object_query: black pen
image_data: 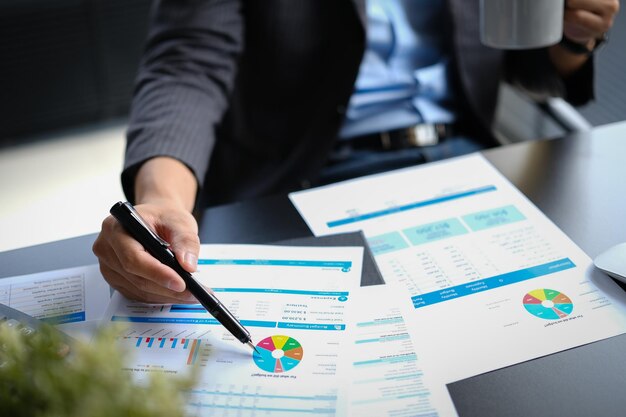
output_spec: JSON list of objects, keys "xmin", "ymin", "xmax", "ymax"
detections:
[{"xmin": 110, "ymin": 201, "xmax": 258, "ymax": 353}]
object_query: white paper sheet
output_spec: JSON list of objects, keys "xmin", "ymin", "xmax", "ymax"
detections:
[
  {"xmin": 290, "ymin": 154, "xmax": 626, "ymax": 383},
  {"xmin": 0, "ymin": 264, "xmax": 110, "ymax": 328},
  {"xmin": 348, "ymin": 284, "xmax": 456, "ymax": 417},
  {"xmin": 103, "ymin": 244, "xmax": 364, "ymax": 417}
]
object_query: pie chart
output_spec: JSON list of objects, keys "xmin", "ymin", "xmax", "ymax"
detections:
[
  {"xmin": 523, "ymin": 288, "xmax": 573, "ymax": 320},
  {"xmin": 253, "ymin": 335, "xmax": 303, "ymax": 373}
]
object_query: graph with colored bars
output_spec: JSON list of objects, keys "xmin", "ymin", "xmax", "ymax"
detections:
[
  {"xmin": 128, "ymin": 337, "xmax": 204, "ymax": 366},
  {"xmin": 253, "ymin": 335, "xmax": 303, "ymax": 373},
  {"xmin": 523, "ymin": 289, "xmax": 574, "ymax": 320}
]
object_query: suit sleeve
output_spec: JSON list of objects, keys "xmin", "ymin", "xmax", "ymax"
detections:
[
  {"xmin": 503, "ymin": 48, "xmax": 594, "ymax": 106},
  {"xmin": 122, "ymin": 0, "xmax": 244, "ymax": 203}
]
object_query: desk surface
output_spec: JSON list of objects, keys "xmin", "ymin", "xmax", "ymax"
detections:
[{"xmin": 2, "ymin": 121, "xmax": 626, "ymax": 416}]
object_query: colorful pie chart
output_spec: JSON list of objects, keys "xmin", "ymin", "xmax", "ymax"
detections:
[
  {"xmin": 253, "ymin": 335, "xmax": 303, "ymax": 373},
  {"xmin": 523, "ymin": 288, "xmax": 573, "ymax": 320}
]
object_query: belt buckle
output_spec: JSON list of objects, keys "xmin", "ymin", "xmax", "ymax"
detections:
[
  {"xmin": 407, "ymin": 124, "xmax": 441, "ymax": 147},
  {"xmin": 379, "ymin": 131, "xmax": 393, "ymax": 150}
]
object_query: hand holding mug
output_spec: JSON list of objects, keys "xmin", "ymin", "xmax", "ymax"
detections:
[
  {"xmin": 563, "ymin": 0, "xmax": 619, "ymax": 46},
  {"xmin": 481, "ymin": 0, "xmax": 620, "ymax": 50}
]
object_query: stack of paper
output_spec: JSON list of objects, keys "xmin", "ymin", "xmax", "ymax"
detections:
[{"xmin": 6, "ymin": 154, "xmax": 626, "ymax": 416}]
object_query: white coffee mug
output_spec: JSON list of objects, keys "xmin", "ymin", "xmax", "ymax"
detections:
[{"xmin": 480, "ymin": 0, "xmax": 564, "ymax": 49}]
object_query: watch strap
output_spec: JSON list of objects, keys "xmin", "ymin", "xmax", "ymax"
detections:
[{"xmin": 559, "ymin": 33, "xmax": 608, "ymax": 55}]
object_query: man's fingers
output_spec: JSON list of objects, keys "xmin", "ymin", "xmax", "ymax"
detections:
[
  {"xmin": 564, "ymin": 0, "xmax": 619, "ymax": 42},
  {"xmin": 93, "ymin": 203, "xmax": 202, "ymax": 304},
  {"xmin": 155, "ymin": 209, "xmax": 201, "ymax": 273},
  {"xmin": 170, "ymin": 230, "xmax": 201, "ymax": 273},
  {"xmin": 563, "ymin": 9, "xmax": 610, "ymax": 41},
  {"xmin": 100, "ymin": 263, "xmax": 197, "ymax": 304},
  {"xmin": 95, "ymin": 214, "xmax": 187, "ymax": 293},
  {"xmin": 101, "ymin": 214, "xmax": 188, "ymax": 292},
  {"xmin": 566, "ymin": 0, "xmax": 619, "ymax": 17},
  {"xmin": 113, "ymin": 242, "xmax": 187, "ymax": 292}
]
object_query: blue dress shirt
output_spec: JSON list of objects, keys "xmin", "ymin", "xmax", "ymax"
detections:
[{"xmin": 340, "ymin": 0, "xmax": 457, "ymax": 139}]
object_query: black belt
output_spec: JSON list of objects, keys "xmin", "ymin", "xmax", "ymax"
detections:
[{"xmin": 341, "ymin": 123, "xmax": 456, "ymax": 151}]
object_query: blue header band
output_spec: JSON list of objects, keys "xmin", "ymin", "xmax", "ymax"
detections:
[
  {"xmin": 210, "ymin": 288, "xmax": 349, "ymax": 296},
  {"xmin": 111, "ymin": 316, "xmax": 345, "ymax": 330},
  {"xmin": 326, "ymin": 185, "xmax": 497, "ymax": 228},
  {"xmin": 41, "ymin": 311, "xmax": 85, "ymax": 325},
  {"xmin": 411, "ymin": 258, "xmax": 576, "ymax": 308},
  {"xmin": 169, "ymin": 290, "xmax": 350, "ymax": 314},
  {"xmin": 277, "ymin": 322, "xmax": 346, "ymax": 331},
  {"xmin": 198, "ymin": 259, "xmax": 352, "ymax": 272}
]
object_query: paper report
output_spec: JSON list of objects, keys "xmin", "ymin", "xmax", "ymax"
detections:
[
  {"xmin": 290, "ymin": 154, "xmax": 626, "ymax": 381},
  {"xmin": 0, "ymin": 264, "xmax": 110, "ymax": 325},
  {"xmin": 104, "ymin": 244, "xmax": 363, "ymax": 416},
  {"xmin": 348, "ymin": 284, "xmax": 455, "ymax": 417}
]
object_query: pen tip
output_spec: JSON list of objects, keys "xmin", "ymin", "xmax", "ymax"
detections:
[{"xmin": 247, "ymin": 341, "xmax": 259, "ymax": 354}]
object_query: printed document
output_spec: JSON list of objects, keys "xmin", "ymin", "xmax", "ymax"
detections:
[
  {"xmin": 348, "ymin": 284, "xmax": 456, "ymax": 417},
  {"xmin": 290, "ymin": 154, "xmax": 626, "ymax": 381},
  {"xmin": 0, "ymin": 264, "xmax": 110, "ymax": 324},
  {"xmin": 104, "ymin": 244, "xmax": 363, "ymax": 417}
]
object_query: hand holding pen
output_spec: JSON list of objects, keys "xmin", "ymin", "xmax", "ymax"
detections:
[
  {"xmin": 93, "ymin": 201, "xmax": 201, "ymax": 304},
  {"xmin": 96, "ymin": 202, "xmax": 257, "ymax": 351}
]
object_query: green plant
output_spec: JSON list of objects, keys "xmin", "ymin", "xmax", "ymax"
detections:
[{"xmin": 0, "ymin": 323, "xmax": 196, "ymax": 417}]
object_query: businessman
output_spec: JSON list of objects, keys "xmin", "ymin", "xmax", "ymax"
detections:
[{"xmin": 93, "ymin": 0, "xmax": 619, "ymax": 303}]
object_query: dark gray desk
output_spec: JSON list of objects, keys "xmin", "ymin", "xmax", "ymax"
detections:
[
  {"xmin": 448, "ymin": 122, "xmax": 626, "ymax": 417},
  {"xmin": 1, "ymin": 121, "xmax": 626, "ymax": 416}
]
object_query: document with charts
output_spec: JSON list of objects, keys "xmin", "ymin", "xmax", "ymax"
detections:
[
  {"xmin": 290, "ymin": 153, "xmax": 626, "ymax": 381},
  {"xmin": 347, "ymin": 284, "xmax": 456, "ymax": 417},
  {"xmin": 0, "ymin": 264, "xmax": 110, "ymax": 327},
  {"xmin": 103, "ymin": 244, "xmax": 363, "ymax": 417}
]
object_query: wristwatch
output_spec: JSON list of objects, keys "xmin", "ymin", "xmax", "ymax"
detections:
[{"xmin": 559, "ymin": 33, "xmax": 608, "ymax": 55}]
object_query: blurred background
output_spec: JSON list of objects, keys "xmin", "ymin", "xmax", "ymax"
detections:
[
  {"xmin": 0, "ymin": 0, "xmax": 153, "ymax": 251},
  {"xmin": 0, "ymin": 0, "xmax": 624, "ymax": 252}
]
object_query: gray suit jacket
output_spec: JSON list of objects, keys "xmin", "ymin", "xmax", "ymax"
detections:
[{"xmin": 123, "ymin": 0, "xmax": 593, "ymax": 207}]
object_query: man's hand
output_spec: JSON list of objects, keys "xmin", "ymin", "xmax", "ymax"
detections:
[
  {"xmin": 563, "ymin": 0, "xmax": 619, "ymax": 46},
  {"xmin": 93, "ymin": 203, "xmax": 200, "ymax": 303},
  {"xmin": 550, "ymin": 0, "xmax": 620, "ymax": 76},
  {"xmin": 93, "ymin": 157, "xmax": 200, "ymax": 303}
]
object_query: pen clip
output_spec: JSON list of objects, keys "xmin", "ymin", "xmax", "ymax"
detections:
[{"xmin": 125, "ymin": 203, "xmax": 171, "ymax": 249}]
